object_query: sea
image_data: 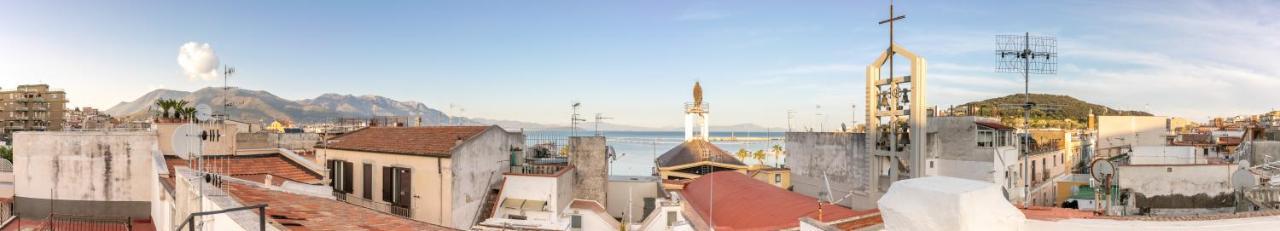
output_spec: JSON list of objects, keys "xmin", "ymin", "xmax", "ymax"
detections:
[{"xmin": 522, "ymin": 130, "xmax": 786, "ymax": 177}]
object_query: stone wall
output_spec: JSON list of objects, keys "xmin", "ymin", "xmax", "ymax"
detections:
[
  {"xmin": 785, "ymin": 132, "xmax": 874, "ymax": 209},
  {"xmin": 570, "ymin": 136, "xmax": 608, "ymax": 204}
]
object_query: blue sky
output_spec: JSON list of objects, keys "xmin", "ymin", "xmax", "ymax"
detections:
[{"xmin": 2, "ymin": 1, "xmax": 1277, "ymax": 129}]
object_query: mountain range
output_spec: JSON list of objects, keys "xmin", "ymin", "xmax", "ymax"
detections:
[{"xmin": 105, "ymin": 87, "xmax": 782, "ymax": 131}]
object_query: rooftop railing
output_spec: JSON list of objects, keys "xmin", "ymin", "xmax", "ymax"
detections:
[{"xmin": 333, "ymin": 192, "xmax": 413, "ymax": 219}]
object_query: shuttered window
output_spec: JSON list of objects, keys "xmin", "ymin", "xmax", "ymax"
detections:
[
  {"xmin": 342, "ymin": 161, "xmax": 354, "ymax": 193},
  {"xmin": 362, "ymin": 163, "xmax": 373, "ymax": 199},
  {"xmin": 326, "ymin": 160, "xmax": 336, "ymax": 190},
  {"xmin": 382, "ymin": 166, "xmax": 393, "ymax": 202}
]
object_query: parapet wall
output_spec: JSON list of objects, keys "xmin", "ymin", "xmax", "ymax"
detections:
[
  {"xmin": 12, "ymin": 132, "xmax": 158, "ymax": 219},
  {"xmin": 1117, "ymin": 164, "xmax": 1237, "ymax": 210}
]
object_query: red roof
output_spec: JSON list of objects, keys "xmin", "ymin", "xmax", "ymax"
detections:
[
  {"xmin": 225, "ymin": 182, "xmax": 454, "ymax": 230},
  {"xmin": 165, "ymin": 154, "xmax": 322, "ymax": 185},
  {"xmin": 682, "ymin": 171, "xmax": 872, "ymax": 230},
  {"xmin": 321, "ymin": 126, "xmax": 495, "ymax": 157}
]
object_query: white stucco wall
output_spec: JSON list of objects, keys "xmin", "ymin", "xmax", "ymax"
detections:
[
  {"xmin": 606, "ymin": 176, "xmax": 659, "ymax": 222},
  {"xmin": 878, "ymin": 176, "xmax": 1026, "ymax": 231},
  {"xmin": 14, "ymin": 132, "xmax": 157, "ymax": 202},
  {"xmin": 1117, "ymin": 164, "xmax": 1237, "ymax": 210},
  {"xmin": 450, "ymin": 127, "xmax": 524, "ymax": 229},
  {"xmin": 1130, "ymin": 146, "xmax": 1202, "ymax": 165},
  {"xmin": 1097, "ymin": 116, "xmax": 1169, "ymax": 149}
]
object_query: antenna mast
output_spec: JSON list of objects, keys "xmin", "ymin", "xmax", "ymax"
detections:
[
  {"xmin": 995, "ymin": 32, "xmax": 1058, "ymax": 206},
  {"xmin": 570, "ymin": 101, "xmax": 585, "ymax": 137},
  {"xmin": 594, "ymin": 113, "xmax": 612, "ymax": 136}
]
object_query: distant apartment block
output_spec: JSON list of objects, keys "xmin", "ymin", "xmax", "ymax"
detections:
[{"xmin": 0, "ymin": 84, "xmax": 67, "ymax": 142}]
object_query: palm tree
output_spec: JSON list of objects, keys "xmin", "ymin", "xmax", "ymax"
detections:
[
  {"xmin": 176, "ymin": 107, "xmax": 197, "ymax": 121},
  {"xmin": 154, "ymin": 99, "xmax": 174, "ymax": 119},
  {"xmin": 736, "ymin": 148, "xmax": 749, "ymax": 161},
  {"xmin": 771, "ymin": 144, "xmax": 784, "ymax": 167},
  {"xmin": 173, "ymin": 100, "xmax": 189, "ymax": 118},
  {"xmin": 752, "ymin": 150, "xmax": 766, "ymax": 166}
]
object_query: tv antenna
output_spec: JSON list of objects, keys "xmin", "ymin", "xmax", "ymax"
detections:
[
  {"xmin": 221, "ymin": 66, "xmax": 235, "ymax": 120},
  {"xmin": 570, "ymin": 101, "xmax": 585, "ymax": 137},
  {"xmin": 594, "ymin": 113, "xmax": 612, "ymax": 137},
  {"xmin": 995, "ymin": 32, "xmax": 1057, "ymax": 206}
]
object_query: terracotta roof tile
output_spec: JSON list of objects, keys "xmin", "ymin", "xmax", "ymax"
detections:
[
  {"xmin": 225, "ymin": 182, "xmax": 454, "ymax": 230},
  {"xmin": 682, "ymin": 171, "xmax": 874, "ymax": 230},
  {"xmin": 165, "ymin": 154, "xmax": 322, "ymax": 185},
  {"xmin": 320, "ymin": 126, "xmax": 494, "ymax": 157}
]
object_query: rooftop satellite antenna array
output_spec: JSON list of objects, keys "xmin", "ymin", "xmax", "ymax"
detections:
[{"xmin": 995, "ymin": 32, "xmax": 1058, "ymax": 207}]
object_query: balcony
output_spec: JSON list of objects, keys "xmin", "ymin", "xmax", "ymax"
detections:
[
  {"xmin": 509, "ymin": 164, "xmax": 570, "ymax": 176},
  {"xmin": 333, "ymin": 192, "xmax": 413, "ymax": 219}
]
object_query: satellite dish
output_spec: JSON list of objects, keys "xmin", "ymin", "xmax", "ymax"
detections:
[
  {"xmin": 1090, "ymin": 159, "xmax": 1116, "ymax": 182},
  {"xmin": 195, "ymin": 104, "xmax": 213, "ymax": 121},
  {"xmin": 1232, "ymin": 168, "xmax": 1257, "ymax": 189},
  {"xmin": 171, "ymin": 124, "xmax": 203, "ymax": 158}
]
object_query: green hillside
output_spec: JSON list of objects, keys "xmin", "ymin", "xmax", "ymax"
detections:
[{"xmin": 955, "ymin": 94, "xmax": 1151, "ymax": 128}]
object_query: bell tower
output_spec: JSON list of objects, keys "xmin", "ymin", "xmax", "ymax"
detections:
[{"xmin": 867, "ymin": 1, "xmax": 928, "ymax": 197}]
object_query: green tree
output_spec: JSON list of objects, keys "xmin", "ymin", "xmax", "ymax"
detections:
[
  {"xmin": 752, "ymin": 150, "xmax": 766, "ymax": 165},
  {"xmin": 0, "ymin": 146, "xmax": 10, "ymax": 162},
  {"xmin": 771, "ymin": 144, "xmax": 784, "ymax": 167},
  {"xmin": 736, "ymin": 148, "xmax": 749, "ymax": 161},
  {"xmin": 154, "ymin": 99, "xmax": 175, "ymax": 119}
]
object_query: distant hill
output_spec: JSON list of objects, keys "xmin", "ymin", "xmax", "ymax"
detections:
[
  {"xmin": 957, "ymin": 94, "xmax": 1151, "ymax": 123},
  {"xmin": 107, "ymin": 87, "xmax": 783, "ymax": 131},
  {"xmin": 105, "ymin": 89, "xmax": 189, "ymax": 116},
  {"xmin": 108, "ymin": 87, "xmax": 467, "ymax": 125}
]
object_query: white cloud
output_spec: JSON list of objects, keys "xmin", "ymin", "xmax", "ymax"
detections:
[{"xmin": 177, "ymin": 42, "xmax": 220, "ymax": 81}]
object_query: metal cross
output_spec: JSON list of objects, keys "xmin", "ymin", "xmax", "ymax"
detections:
[{"xmin": 878, "ymin": 1, "xmax": 906, "ymax": 80}]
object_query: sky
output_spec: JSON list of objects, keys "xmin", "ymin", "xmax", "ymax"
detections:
[{"xmin": 1, "ymin": 1, "xmax": 1277, "ymax": 129}]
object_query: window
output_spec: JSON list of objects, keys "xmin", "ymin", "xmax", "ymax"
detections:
[
  {"xmin": 667, "ymin": 211, "xmax": 677, "ymax": 226},
  {"xmin": 978, "ymin": 130, "xmax": 994, "ymax": 147},
  {"xmin": 571, "ymin": 215, "xmax": 582, "ymax": 229},
  {"xmin": 774, "ymin": 174, "xmax": 782, "ymax": 183},
  {"xmin": 383, "ymin": 166, "xmax": 412, "ymax": 209},
  {"xmin": 362, "ymin": 163, "xmax": 373, "ymax": 199}
]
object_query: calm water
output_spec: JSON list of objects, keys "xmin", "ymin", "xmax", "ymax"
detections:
[{"xmin": 524, "ymin": 130, "xmax": 786, "ymax": 176}]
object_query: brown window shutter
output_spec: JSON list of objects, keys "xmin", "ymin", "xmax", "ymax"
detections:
[
  {"xmin": 343, "ymin": 161, "xmax": 354, "ymax": 193},
  {"xmin": 327, "ymin": 160, "xmax": 336, "ymax": 189},
  {"xmin": 362, "ymin": 163, "xmax": 373, "ymax": 199},
  {"xmin": 383, "ymin": 166, "xmax": 393, "ymax": 202},
  {"xmin": 397, "ymin": 168, "xmax": 412, "ymax": 208}
]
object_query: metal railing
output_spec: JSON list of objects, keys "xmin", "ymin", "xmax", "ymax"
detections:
[
  {"xmin": 5, "ymin": 213, "xmax": 132, "ymax": 231},
  {"xmin": 333, "ymin": 192, "xmax": 412, "ymax": 218},
  {"xmin": 510, "ymin": 164, "xmax": 568, "ymax": 175},
  {"xmin": 175, "ymin": 204, "xmax": 267, "ymax": 231}
]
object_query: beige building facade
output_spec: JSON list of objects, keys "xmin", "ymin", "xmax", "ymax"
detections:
[
  {"xmin": 317, "ymin": 126, "xmax": 524, "ymax": 229},
  {"xmin": 0, "ymin": 84, "xmax": 67, "ymax": 142}
]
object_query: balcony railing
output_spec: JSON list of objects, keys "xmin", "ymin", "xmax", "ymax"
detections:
[
  {"xmin": 333, "ymin": 192, "xmax": 413, "ymax": 219},
  {"xmin": 510, "ymin": 164, "xmax": 569, "ymax": 175}
]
